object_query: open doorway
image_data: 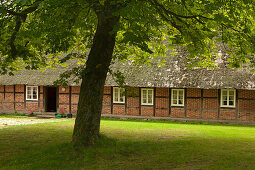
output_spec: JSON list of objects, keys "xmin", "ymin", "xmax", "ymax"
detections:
[{"xmin": 45, "ymin": 87, "xmax": 57, "ymax": 112}]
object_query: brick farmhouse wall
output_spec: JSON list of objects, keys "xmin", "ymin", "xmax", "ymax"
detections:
[{"xmin": 1, "ymin": 85, "xmax": 255, "ymax": 122}]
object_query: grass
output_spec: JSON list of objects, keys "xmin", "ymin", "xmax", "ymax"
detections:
[{"xmin": 1, "ymin": 117, "xmax": 255, "ymax": 169}]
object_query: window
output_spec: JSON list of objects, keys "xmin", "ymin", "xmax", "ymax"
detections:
[
  {"xmin": 221, "ymin": 89, "xmax": 236, "ymax": 107},
  {"xmin": 141, "ymin": 88, "xmax": 154, "ymax": 105},
  {"xmin": 26, "ymin": 86, "xmax": 38, "ymax": 100},
  {"xmin": 171, "ymin": 89, "xmax": 184, "ymax": 106},
  {"xmin": 113, "ymin": 87, "xmax": 125, "ymax": 103}
]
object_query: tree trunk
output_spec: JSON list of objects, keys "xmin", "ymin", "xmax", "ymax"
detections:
[{"xmin": 72, "ymin": 9, "xmax": 119, "ymax": 146}]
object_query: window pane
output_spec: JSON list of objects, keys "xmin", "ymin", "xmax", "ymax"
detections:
[
  {"xmin": 114, "ymin": 88, "xmax": 118, "ymax": 93},
  {"xmin": 148, "ymin": 95, "xmax": 152, "ymax": 103},
  {"xmin": 120, "ymin": 97, "xmax": 124, "ymax": 102},
  {"xmin": 229, "ymin": 96, "xmax": 234, "ymax": 101},
  {"xmin": 27, "ymin": 87, "xmax": 31, "ymax": 92},
  {"xmin": 173, "ymin": 95, "xmax": 177, "ymax": 100},
  {"xmin": 179, "ymin": 95, "xmax": 183, "ymax": 100},
  {"xmin": 148, "ymin": 90, "xmax": 152, "ymax": 95},
  {"xmin": 114, "ymin": 92, "xmax": 118, "ymax": 101},
  {"xmin": 179, "ymin": 90, "xmax": 183, "ymax": 95},
  {"xmin": 27, "ymin": 87, "xmax": 31, "ymax": 96},
  {"xmin": 179, "ymin": 100, "xmax": 183, "ymax": 105},
  {"xmin": 223, "ymin": 101, "xmax": 227, "ymax": 105},
  {"xmin": 120, "ymin": 89, "xmax": 125, "ymax": 97},
  {"xmin": 143, "ymin": 98, "xmax": 147, "ymax": 103},
  {"xmin": 27, "ymin": 94, "xmax": 32, "ymax": 99},
  {"xmin": 229, "ymin": 101, "xmax": 234, "ymax": 106},
  {"xmin": 142, "ymin": 89, "xmax": 146, "ymax": 95},
  {"xmin": 173, "ymin": 99, "xmax": 177, "ymax": 104},
  {"xmin": 33, "ymin": 94, "xmax": 37, "ymax": 99},
  {"xmin": 33, "ymin": 88, "xmax": 37, "ymax": 99},
  {"xmin": 173, "ymin": 90, "xmax": 177, "ymax": 95},
  {"xmin": 223, "ymin": 96, "xmax": 227, "ymax": 101},
  {"xmin": 143, "ymin": 94, "xmax": 147, "ymax": 100},
  {"xmin": 229, "ymin": 91, "xmax": 234, "ymax": 96}
]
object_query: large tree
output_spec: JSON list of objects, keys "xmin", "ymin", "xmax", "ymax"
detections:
[{"xmin": 0, "ymin": 0, "xmax": 255, "ymax": 146}]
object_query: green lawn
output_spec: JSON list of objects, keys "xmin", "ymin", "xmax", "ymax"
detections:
[{"xmin": 1, "ymin": 117, "xmax": 255, "ymax": 169}]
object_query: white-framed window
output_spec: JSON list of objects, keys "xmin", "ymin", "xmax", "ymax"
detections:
[
  {"xmin": 141, "ymin": 88, "xmax": 154, "ymax": 105},
  {"xmin": 26, "ymin": 86, "xmax": 38, "ymax": 101},
  {"xmin": 221, "ymin": 89, "xmax": 236, "ymax": 107},
  {"xmin": 171, "ymin": 89, "xmax": 184, "ymax": 106},
  {"xmin": 113, "ymin": 87, "xmax": 125, "ymax": 103}
]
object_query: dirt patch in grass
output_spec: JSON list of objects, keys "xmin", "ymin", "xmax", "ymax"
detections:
[{"xmin": 0, "ymin": 117, "xmax": 68, "ymax": 128}]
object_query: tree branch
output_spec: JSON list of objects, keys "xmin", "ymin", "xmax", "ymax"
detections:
[
  {"xmin": 0, "ymin": 0, "xmax": 42, "ymax": 19},
  {"xmin": 6, "ymin": 0, "xmax": 43, "ymax": 58},
  {"xmin": 150, "ymin": 0, "xmax": 213, "ymax": 22}
]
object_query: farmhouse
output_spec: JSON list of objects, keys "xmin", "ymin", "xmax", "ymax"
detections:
[{"xmin": 1, "ymin": 51, "xmax": 255, "ymax": 123}]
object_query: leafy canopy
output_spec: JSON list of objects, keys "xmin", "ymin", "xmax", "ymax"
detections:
[{"xmin": 0, "ymin": 0, "xmax": 255, "ymax": 76}]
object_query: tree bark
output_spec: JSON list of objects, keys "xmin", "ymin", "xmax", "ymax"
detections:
[{"xmin": 72, "ymin": 8, "xmax": 120, "ymax": 147}]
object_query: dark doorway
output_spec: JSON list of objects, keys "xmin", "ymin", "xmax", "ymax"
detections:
[{"xmin": 46, "ymin": 87, "xmax": 57, "ymax": 112}]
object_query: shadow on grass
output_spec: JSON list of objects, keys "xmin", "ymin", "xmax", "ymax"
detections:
[
  {"xmin": 1, "ymin": 120, "xmax": 255, "ymax": 169},
  {"xmin": 1, "ymin": 133, "xmax": 255, "ymax": 169}
]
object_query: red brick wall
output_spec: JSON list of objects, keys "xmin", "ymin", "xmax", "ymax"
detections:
[
  {"xmin": 239, "ymin": 100, "xmax": 255, "ymax": 111},
  {"xmin": 238, "ymin": 89, "xmax": 255, "ymax": 121},
  {"xmin": 203, "ymin": 89, "xmax": 218, "ymax": 97},
  {"xmin": 141, "ymin": 106, "xmax": 153, "ymax": 116},
  {"xmin": 187, "ymin": 88, "xmax": 201, "ymax": 97},
  {"xmin": 113, "ymin": 105, "xmax": 125, "ymax": 115},
  {"xmin": 15, "ymin": 93, "xmax": 24, "ymax": 103},
  {"xmin": 39, "ymin": 86, "xmax": 44, "ymax": 112},
  {"xmin": 156, "ymin": 88, "xmax": 169, "ymax": 96},
  {"xmin": 220, "ymin": 109, "xmax": 236, "ymax": 120},
  {"xmin": 239, "ymin": 89, "xmax": 255, "ymax": 99},
  {"xmin": 71, "ymin": 105, "xmax": 78, "ymax": 114},
  {"xmin": 155, "ymin": 88, "xmax": 169, "ymax": 117},
  {"xmin": 4, "ymin": 85, "xmax": 15, "ymax": 113},
  {"xmin": 239, "ymin": 112, "xmax": 255, "ymax": 121},
  {"xmin": 186, "ymin": 89, "xmax": 201, "ymax": 119},
  {"xmin": 187, "ymin": 98, "xmax": 200, "ymax": 109},
  {"xmin": 0, "ymin": 85, "xmax": 4, "ymax": 92},
  {"xmin": 15, "ymin": 103, "xmax": 25, "ymax": 111},
  {"xmin": 58, "ymin": 86, "xmax": 70, "ymax": 113},
  {"xmin": 2, "ymin": 85, "xmax": 255, "ymax": 123},
  {"xmin": 16, "ymin": 85, "xmax": 24, "ymax": 92},
  {"xmin": 0, "ymin": 85, "xmax": 43, "ymax": 113},
  {"xmin": 203, "ymin": 111, "xmax": 218, "ymax": 120},
  {"xmin": 155, "ymin": 109, "xmax": 168, "ymax": 117},
  {"xmin": 202, "ymin": 89, "xmax": 219, "ymax": 120},
  {"xmin": 102, "ymin": 86, "xmax": 112, "ymax": 114},
  {"xmin": 70, "ymin": 86, "xmax": 80, "ymax": 115},
  {"xmin": 203, "ymin": 98, "xmax": 218, "ymax": 110},
  {"xmin": 186, "ymin": 110, "xmax": 201, "ymax": 119},
  {"xmin": 72, "ymin": 86, "xmax": 80, "ymax": 93},
  {"xmin": 127, "ymin": 87, "xmax": 139, "ymax": 116},
  {"xmin": 5, "ymin": 85, "xmax": 14, "ymax": 92},
  {"xmin": 59, "ymin": 105, "xmax": 69, "ymax": 113},
  {"xmin": 26, "ymin": 102, "xmax": 39, "ymax": 112},
  {"xmin": 171, "ymin": 108, "xmax": 185, "ymax": 118}
]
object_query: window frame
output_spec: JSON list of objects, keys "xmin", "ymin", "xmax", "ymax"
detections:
[
  {"xmin": 26, "ymin": 86, "xmax": 38, "ymax": 101},
  {"xmin": 220, "ymin": 89, "xmax": 236, "ymax": 108},
  {"xmin": 141, "ymin": 88, "xmax": 154, "ymax": 106},
  {"xmin": 112, "ymin": 87, "xmax": 125, "ymax": 104},
  {"xmin": 171, "ymin": 89, "xmax": 185, "ymax": 107}
]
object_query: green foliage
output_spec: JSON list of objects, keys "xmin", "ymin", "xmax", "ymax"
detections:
[{"xmin": 0, "ymin": 0, "xmax": 255, "ymax": 75}]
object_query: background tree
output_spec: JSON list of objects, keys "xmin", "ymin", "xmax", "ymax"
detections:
[{"xmin": 0, "ymin": 0, "xmax": 255, "ymax": 146}]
